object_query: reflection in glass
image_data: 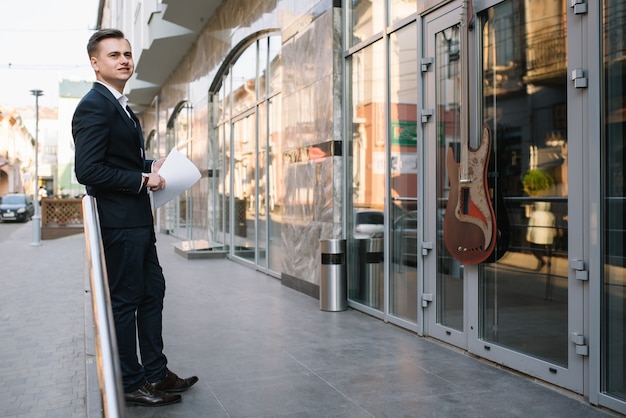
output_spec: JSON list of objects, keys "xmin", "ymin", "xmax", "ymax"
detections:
[
  {"xmin": 258, "ymin": 103, "xmax": 268, "ymax": 269},
  {"xmin": 220, "ymin": 121, "xmax": 231, "ymax": 246},
  {"xmin": 388, "ymin": 0, "xmax": 416, "ymax": 26},
  {"xmin": 232, "ymin": 115, "xmax": 257, "ymax": 261},
  {"xmin": 212, "ymin": 35, "xmax": 282, "ymax": 271},
  {"xmin": 165, "ymin": 103, "xmax": 193, "ymax": 240},
  {"xmin": 435, "ymin": 24, "xmax": 463, "ymax": 331},
  {"xmin": 258, "ymin": 38, "xmax": 268, "ymax": 99},
  {"xmin": 602, "ymin": 0, "xmax": 626, "ymax": 402},
  {"xmin": 209, "ymin": 120, "xmax": 225, "ymax": 249},
  {"xmin": 268, "ymin": 97, "xmax": 283, "ymax": 273},
  {"xmin": 348, "ymin": 41, "xmax": 385, "ymax": 309},
  {"xmin": 269, "ymin": 36, "xmax": 281, "ymax": 96},
  {"xmin": 217, "ymin": 80, "xmax": 226, "ymax": 124},
  {"xmin": 350, "ymin": 0, "xmax": 385, "ymax": 47},
  {"xmin": 231, "ymin": 45, "xmax": 257, "ymax": 116},
  {"xmin": 479, "ymin": 0, "xmax": 569, "ymax": 366},
  {"xmin": 389, "ymin": 24, "xmax": 418, "ymax": 323}
]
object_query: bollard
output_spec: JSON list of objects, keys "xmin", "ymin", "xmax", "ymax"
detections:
[{"xmin": 319, "ymin": 239, "xmax": 347, "ymax": 311}]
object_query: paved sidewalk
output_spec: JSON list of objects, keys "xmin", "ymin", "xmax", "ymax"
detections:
[
  {"xmin": 0, "ymin": 223, "xmax": 86, "ymax": 417},
  {"xmin": 0, "ymin": 222, "xmax": 620, "ymax": 417}
]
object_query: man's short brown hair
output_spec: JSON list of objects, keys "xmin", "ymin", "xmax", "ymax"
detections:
[{"xmin": 87, "ymin": 28, "xmax": 126, "ymax": 57}]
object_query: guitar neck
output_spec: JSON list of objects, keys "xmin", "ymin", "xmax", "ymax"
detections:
[{"xmin": 459, "ymin": 0, "xmax": 472, "ymax": 183}]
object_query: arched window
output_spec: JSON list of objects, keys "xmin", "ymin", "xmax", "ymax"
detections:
[{"xmin": 209, "ymin": 32, "xmax": 282, "ymax": 273}]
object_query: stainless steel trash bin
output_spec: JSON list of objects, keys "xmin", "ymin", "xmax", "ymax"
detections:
[
  {"xmin": 320, "ymin": 239, "xmax": 347, "ymax": 311},
  {"xmin": 360, "ymin": 238, "xmax": 383, "ymax": 309}
]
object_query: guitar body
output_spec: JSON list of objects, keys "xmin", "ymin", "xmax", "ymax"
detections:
[
  {"xmin": 484, "ymin": 136, "xmax": 510, "ymax": 263},
  {"xmin": 444, "ymin": 124, "xmax": 497, "ymax": 264}
]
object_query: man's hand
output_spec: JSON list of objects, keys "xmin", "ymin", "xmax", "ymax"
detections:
[
  {"xmin": 145, "ymin": 172, "xmax": 165, "ymax": 191},
  {"xmin": 153, "ymin": 158, "xmax": 166, "ymax": 172}
]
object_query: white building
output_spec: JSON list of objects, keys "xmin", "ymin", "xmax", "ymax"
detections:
[{"xmin": 96, "ymin": 0, "xmax": 626, "ymax": 414}]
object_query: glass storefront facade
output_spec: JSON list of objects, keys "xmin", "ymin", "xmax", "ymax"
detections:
[
  {"xmin": 121, "ymin": 0, "xmax": 625, "ymax": 414},
  {"xmin": 346, "ymin": 0, "xmax": 418, "ymax": 325},
  {"xmin": 433, "ymin": 22, "xmax": 464, "ymax": 332},
  {"xmin": 602, "ymin": 0, "xmax": 626, "ymax": 403},
  {"xmin": 479, "ymin": 0, "xmax": 569, "ymax": 367},
  {"xmin": 210, "ymin": 34, "xmax": 283, "ymax": 270}
]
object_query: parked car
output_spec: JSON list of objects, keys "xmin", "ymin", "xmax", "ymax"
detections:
[
  {"xmin": 0, "ymin": 194, "xmax": 35, "ymax": 222},
  {"xmin": 353, "ymin": 209, "xmax": 384, "ymax": 239}
]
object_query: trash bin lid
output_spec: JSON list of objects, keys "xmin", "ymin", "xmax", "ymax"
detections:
[{"xmin": 320, "ymin": 238, "xmax": 345, "ymax": 254}]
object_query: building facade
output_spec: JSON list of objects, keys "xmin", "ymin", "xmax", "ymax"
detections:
[
  {"xmin": 58, "ymin": 80, "xmax": 92, "ymax": 198},
  {"xmin": 0, "ymin": 105, "xmax": 34, "ymax": 196},
  {"xmin": 100, "ymin": 0, "xmax": 625, "ymax": 414}
]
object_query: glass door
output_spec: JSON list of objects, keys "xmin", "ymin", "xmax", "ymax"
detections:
[
  {"xmin": 346, "ymin": 19, "xmax": 420, "ymax": 328},
  {"xmin": 423, "ymin": 0, "xmax": 585, "ymax": 393},
  {"xmin": 231, "ymin": 113, "xmax": 257, "ymax": 263},
  {"xmin": 422, "ymin": 3, "xmax": 467, "ymax": 348},
  {"xmin": 601, "ymin": 0, "xmax": 626, "ymax": 411},
  {"xmin": 389, "ymin": 22, "xmax": 419, "ymax": 327},
  {"xmin": 471, "ymin": 0, "xmax": 584, "ymax": 393},
  {"xmin": 347, "ymin": 39, "xmax": 386, "ymax": 314},
  {"xmin": 165, "ymin": 102, "xmax": 193, "ymax": 240}
]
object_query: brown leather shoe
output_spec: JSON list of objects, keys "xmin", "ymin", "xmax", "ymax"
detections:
[
  {"xmin": 125, "ymin": 381, "xmax": 182, "ymax": 407},
  {"xmin": 151, "ymin": 370, "xmax": 199, "ymax": 393}
]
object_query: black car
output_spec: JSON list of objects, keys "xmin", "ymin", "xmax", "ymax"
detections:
[{"xmin": 0, "ymin": 193, "xmax": 35, "ymax": 222}]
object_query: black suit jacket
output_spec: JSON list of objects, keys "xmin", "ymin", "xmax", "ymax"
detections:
[{"xmin": 72, "ymin": 82, "xmax": 153, "ymax": 228}]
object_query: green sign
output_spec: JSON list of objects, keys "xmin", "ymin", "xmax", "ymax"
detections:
[{"xmin": 391, "ymin": 121, "xmax": 417, "ymax": 146}]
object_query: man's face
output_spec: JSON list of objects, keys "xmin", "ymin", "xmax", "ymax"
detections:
[{"xmin": 90, "ymin": 37, "xmax": 134, "ymax": 92}]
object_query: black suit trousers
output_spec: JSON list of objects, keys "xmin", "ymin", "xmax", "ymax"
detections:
[{"xmin": 101, "ymin": 225, "xmax": 168, "ymax": 392}]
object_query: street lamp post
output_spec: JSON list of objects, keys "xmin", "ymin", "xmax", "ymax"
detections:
[{"xmin": 30, "ymin": 89, "xmax": 43, "ymax": 247}]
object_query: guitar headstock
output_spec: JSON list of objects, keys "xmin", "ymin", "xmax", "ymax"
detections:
[{"xmin": 462, "ymin": 0, "xmax": 475, "ymax": 32}]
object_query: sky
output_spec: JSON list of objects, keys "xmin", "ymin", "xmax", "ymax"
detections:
[{"xmin": 0, "ymin": 0, "xmax": 100, "ymax": 109}]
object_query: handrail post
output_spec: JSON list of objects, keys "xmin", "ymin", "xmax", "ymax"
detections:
[{"xmin": 82, "ymin": 196, "xmax": 125, "ymax": 418}]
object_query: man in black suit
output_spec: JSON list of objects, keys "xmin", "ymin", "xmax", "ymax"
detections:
[{"xmin": 72, "ymin": 28, "xmax": 198, "ymax": 407}]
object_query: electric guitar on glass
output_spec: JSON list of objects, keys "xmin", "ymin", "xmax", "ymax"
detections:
[
  {"xmin": 484, "ymin": 139, "xmax": 511, "ymax": 263},
  {"xmin": 443, "ymin": 0, "xmax": 497, "ymax": 264}
]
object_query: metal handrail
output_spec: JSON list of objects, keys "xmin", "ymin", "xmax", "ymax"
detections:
[{"xmin": 82, "ymin": 196, "xmax": 125, "ymax": 418}]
